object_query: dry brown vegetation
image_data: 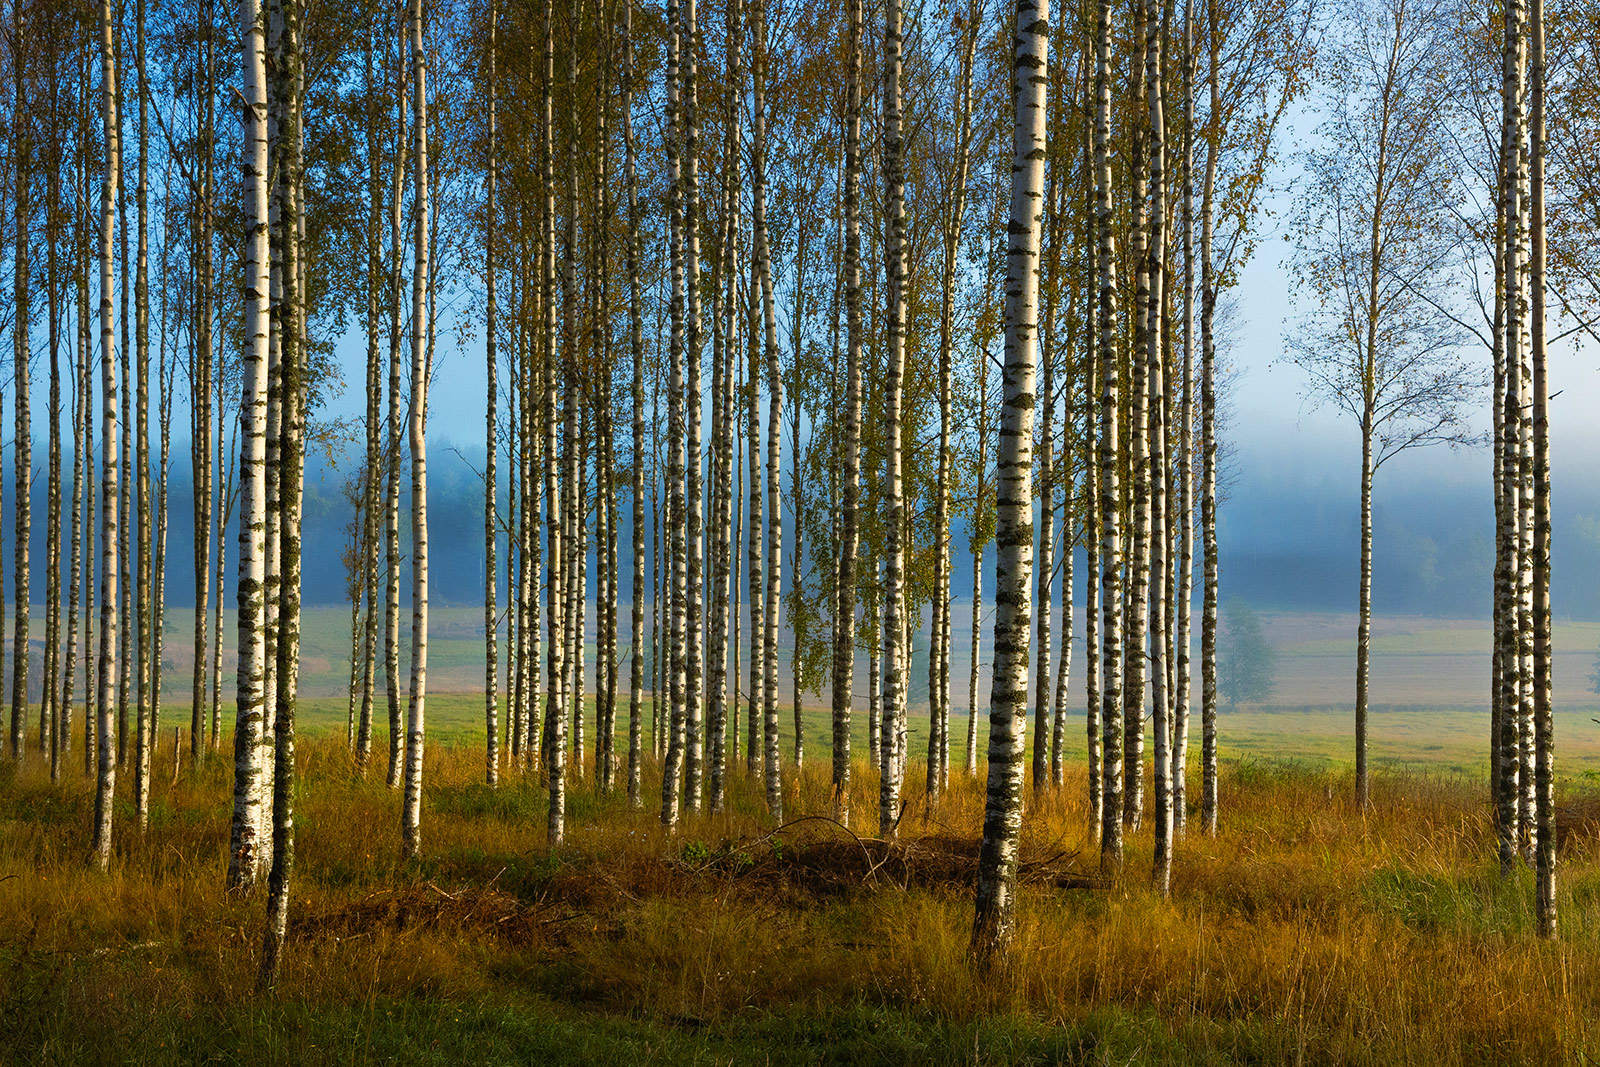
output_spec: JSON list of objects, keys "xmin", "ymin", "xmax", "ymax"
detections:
[{"xmin": 3, "ymin": 729, "xmax": 1599, "ymax": 1065}]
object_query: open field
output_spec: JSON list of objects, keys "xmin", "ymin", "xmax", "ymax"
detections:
[{"xmin": 65, "ymin": 603, "xmax": 1600, "ymax": 770}]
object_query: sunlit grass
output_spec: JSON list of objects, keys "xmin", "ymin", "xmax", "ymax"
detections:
[{"xmin": 3, "ymin": 702, "xmax": 1599, "ymax": 1065}]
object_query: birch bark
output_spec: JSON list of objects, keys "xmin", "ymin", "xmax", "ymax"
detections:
[
  {"xmin": 91, "ymin": 0, "xmax": 123, "ymax": 869},
  {"xmin": 973, "ymin": 0, "xmax": 1045, "ymax": 958}
]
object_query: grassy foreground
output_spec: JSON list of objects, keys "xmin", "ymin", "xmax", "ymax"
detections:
[{"xmin": 3, "ymin": 713, "xmax": 1600, "ymax": 1065}]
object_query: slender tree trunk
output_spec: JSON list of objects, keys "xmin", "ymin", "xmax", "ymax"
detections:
[
  {"xmin": 1032, "ymin": 195, "xmax": 1054, "ymax": 799},
  {"xmin": 746, "ymin": 258, "xmax": 763, "ymax": 778},
  {"xmin": 192, "ymin": 0, "xmax": 217, "ymax": 765},
  {"xmin": 1085, "ymin": 314, "xmax": 1102, "ymax": 829},
  {"xmin": 212, "ymin": 378, "xmax": 231, "ymax": 752},
  {"xmin": 118, "ymin": 133, "xmax": 131, "ymax": 772},
  {"xmin": 831, "ymin": 0, "xmax": 864, "ymax": 823},
  {"xmin": 1529, "ymin": 0, "xmax": 1553, "ymax": 932},
  {"xmin": 481, "ymin": 0, "xmax": 499, "ymax": 787},
  {"xmin": 678, "ymin": 0, "xmax": 705, "ymax": 811},
  {"xmin": 353, "ymin": 32, "xmax": 378, "ymax": 772},
  {"xmin": 91, "ymin": 0, "xmax": 123, "ymax": 868},
  {"xmin": 226, "ymin": 0, "xmax": 271, "ymax": 889},
  {"xmin": 384, "ymin": 51, "xmax": 408, "ymax": 791},
  {"xmin": 1491, "ymin": 136, "xmax": 1513, "ymax": 860},
  {"xmin": 260, "ymin": 0, "xmax": 305, "ymax": 985},
  {"xmin": 44, "ymin": 51, "xmax": 63, "ymax": 782},
  {"xmin": 708, "ymin": 0, "xmax": 742, "ymax": 813},
  {"xmin": 540, "ymin": 0, "xmax": 566, "ymax": 845},
  {"xmin": 625, "ymin": 0, "xmax": 646, "ymax": 808},
  {"xmin": 1147, "ymin": 0, "xmax": 1173, "ymax": 896},
  {"xmin": 152, "ymin": 249, "xmax": 172, "ymax": 795},
  {"xmin": 12, "ymin": 0, "xmax": 32, "ymax": 765},
  {"xmin": 878, "ymin": 0, "xmax": 908, "ymax": 838},
  {"xmin": 967, "ymin": 353, "xmax": 990, "ymax": 777},
  {"xmin": 928, "ymin": 4, "xmax": 975, "ymax": 806},
  {"xmin": 660, "ymin": 0, "xmax": 689, "ymax": 826},
  {"xmin": 1172, "ymin": 4, "xmax": 1195, "ymax": 832},
  {"xmin": 1095, "ymin": 0, "xmax": 1124, "ymax": 867},
  {"xmin": 65, "ymin": 107, "xmax": 89, "ymax": 778},
  {"xmin": 133, "ymin": 0, "xmax": 153, "ymax": 831},
  {"xmin": 753, "ymin": 0, "xmax": 783, "ymax": 821},
  {"xmin": 399, "ymin": 0, "xmax": 430, "ymax": 860},
  {"xmin": 972, "ymin": 0, "xmax": 1046, "ymax": 959},
  {"xmin": 1198, "ymin": 0, "xmax": 1220, "ymax": 834}
]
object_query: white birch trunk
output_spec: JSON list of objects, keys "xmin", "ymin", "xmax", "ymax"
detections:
[
  {"xmin": 12, "ymin": 0, "xmax": 31, "ymax": 764},
  {"xmin": 660, "ymin": 0, "xmax": 688, "ymax": 827},
  {"xmin": 1198, "ymin": 0, "xmax": 1220, "ymax": 835},
  {"xmin": 226, "ymin": 0, "xmax": 271, "ymax": 890},
  {"xmin": 91, "ymin": 0, "xmax": 123, "ymax": 869},
  {"xmin": 877, "ymin": 0, "xmax": 908, "ymax": 838},
  {"xmin": 398, "ymin": 0, "xmax": 429, "ymax": 861},
  {"xmin": 752, "ymin": 0, "xmax": 782, "ymax": 821},
  {"xmin": 831, "ymin": 0, "xmax": 864, "ymax": 823},
  {"xmin": 973, "ymin": 0, "xmax": 1045, "ymax": 958},
  {"xmin": 1528, "ymin": 0, "xmax": 1555, "ymax": 934},
  {"xmin": 483, "ymin": 0, "xmax": 499, "ymax": 787},
  {"xmin": 1147, "ymin": 0, "xmax": 1173, "ymax": 895},
  {"xmin": 1095, "ymin": 0, "xmax": 1124, "ymax": 865},
  {"xmin": 541, "ymin": 0, "xmax": 566, "ymax": 843},
  {"xmin": 625, "ymin": 0, "xmax": 646, "ymax": 808}
]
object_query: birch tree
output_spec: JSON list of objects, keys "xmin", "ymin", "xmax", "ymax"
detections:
[
  {"xmin": 1528, "ymin": 0, "xmax": 1554, "ymax": 938},
  {"xmin": 830, "ymin": 0, "xmax": 864, "ymax": 825},
  {"xmin": 483, "ymin": 0, "xmax": 499, "ymax": 786},
  {"xmin": 226, "ymin": 0, "xmax": 274, "ymax": 891},
  {"xmin": 625, "ymin": 0, "xmax": 645, "ymax": 809},
  {"xmin": 90, "ymin": 0, "xmax": 122, "ymax": 869},
  {"xmin": 1285, "ymin": 0, "xmax": 1480, "ymax": 809},
  {"xmin": 12, "ymin": 0, "xmax": 31, "ymax": 766},
  {"xmin": 877, "ymin": 0, "xmax": 908, "ymax": 840},
  {"xmin": 753, "ymin": 0, "xmax": 783, "ymax": 821},
  {"xmin": 1094, "ymin": 0, "xmax": 1124, "ymax": 868},
  {"xmin": 972, "ymin": 0, "xmax": 1045, "ymax": 960}
]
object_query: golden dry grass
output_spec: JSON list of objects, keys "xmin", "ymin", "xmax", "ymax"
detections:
[{"xmin": 2, "ymin": 728, "xmax": 1599, "ymax": 1065}]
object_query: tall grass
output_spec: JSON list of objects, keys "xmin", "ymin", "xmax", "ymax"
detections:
[{"xmin": 2, "ymin": 718, "xmax": 1597, "ymax": 1065}]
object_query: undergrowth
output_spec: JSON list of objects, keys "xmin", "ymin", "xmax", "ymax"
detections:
[{"xmin": 1, "ymin": 731, "xmax": 1597, "ymax": 1065}]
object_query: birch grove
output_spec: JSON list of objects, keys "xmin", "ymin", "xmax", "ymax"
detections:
[{"xmin": 0, "ymin": 0, "xmax": 1583, "ymax": 996}]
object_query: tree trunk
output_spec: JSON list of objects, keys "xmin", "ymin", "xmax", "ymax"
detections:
[
  {"xmin": 625, "ymin": 0, "xmax": 646, "ymax": 809},
  {"xmin": 1529, "ymin": 0, "xmax": 1553, "ymax": 930},
  {"xmin": 660, "ymin": 0, "xmax": 688, "ymax": 827},
  {"xmin": 260, "ymin": 0, "xmax": 305, "ymax": 985},
  {"xmin": 746, "ymin": 257, "xmax": 763, "ymax": 778},
  {"xmin": 1122, "ymin": 0, "xmax": 1151, "ymax": 834},
  {"xmin": 192, "ymin": 0, "xmax": 217, "ymax": 765},
  {"xmin": 12, "ymin": 0, "xmax": 31, "ymax": 765},
  {"xmin": 1199, "ymin": 0, "xmax": 1220, "ymax": 835},
  {"xmin": 708, "ymin": 0, "xmax": 742, "ymax": 814},
  {"xmin": 44, "ymin": 44, "xmax": 63, "ymax": 782},
  {"xmin": 972, "ymin": 0, "xmax": 1045, "ymax": 958},
  {"xmin": 1095, "ymin": 0, "xmax": 1124, "ymax": 868},
  {"xmin": 1147, "ymin": 0, "xmax": 1173, "ymax": 896},
  {"xmin": 831, "ymin": 0, "xmax": 864, "ymax": 823},
  {"xmin": 91, "ymin": 0, "xmax": 123, "ymax": 868},
  {"xmin": 384, "ymin": 52, "xmax": 408, "ymax": 791},
  {"xmin": 133, "ymin": 0, "xmax": 153, "ymax": 831},
  {"xmin": 226, "ymin": 0, "xmax": 271, "ymax": 889},
  {"xmin": 967, "ymin": 348, "xmax": 990, "ymax": 778},
  {"xmin": 753, "ymin": 0, "xmax": 782, "ymax": 822},
  {"xmin": 482, "ymin": 0, "xmax": 499, "ymax": 788},
  {"xmin": 878, "ymin": 0, "xmax": 908, "ymax": 838},
  {"xmin": 1172, "ymin": 4, "xmax": 1195, "ymax": 832},
  {"xmin": 400, "ymin": 0, "xmax": 429, "ymax": 861}
]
